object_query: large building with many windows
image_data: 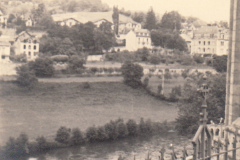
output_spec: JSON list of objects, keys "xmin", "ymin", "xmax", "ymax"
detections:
[
  {"xmin": 190, "ymin": 26, "xmax": 229, "ymax": 56},
  {"xmin": 14, "ymin": 31, "xmax": 39, "ymax": 61}
]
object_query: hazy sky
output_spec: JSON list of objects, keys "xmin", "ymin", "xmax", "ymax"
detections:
[{"xmin": 101, "ymin": 0, "xmax": 230, "ymax": 23}]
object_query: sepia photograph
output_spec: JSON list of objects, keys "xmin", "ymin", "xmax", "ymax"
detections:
[{"xmin": 0, "ymin": 0, "xmax": 238, "ymax": 159}]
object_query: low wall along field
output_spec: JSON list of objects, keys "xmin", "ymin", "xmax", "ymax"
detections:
[{"xmin": 0, "ymin": 82, "xmax": 178, "ymax": 145}]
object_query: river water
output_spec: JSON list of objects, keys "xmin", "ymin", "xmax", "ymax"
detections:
[{"xmin": 16, "ymin": 133, "xmax": 193, "ymax": 160}]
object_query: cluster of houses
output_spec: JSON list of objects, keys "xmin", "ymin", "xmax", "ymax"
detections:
[
  {"xmin": 0, "ymin": 1, "xmax": 229, "ymax": 63},
  {"xmin": 180, "ymin": 20, "xmax": 229, "ymax": 56}
]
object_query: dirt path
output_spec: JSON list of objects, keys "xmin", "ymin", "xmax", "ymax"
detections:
[{"xmin": 38, "ymin": 76, "xmax": 123, "ymax": 83}]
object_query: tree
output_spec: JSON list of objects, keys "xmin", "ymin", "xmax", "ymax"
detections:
[
  {"xmin": 136, "ymin": 47, "xmax": 150, "ymax": 61},
  {"xmin": 70, "ymin": 128, "xmax": 84, "ymax": 145},
  {"xmin": 28, "ymin": 57, "xmax": 54, "ymax": 77},
  {"xmin": 121, "ymin": 61, "xmax": 144, "ymax": 88},
  {"xmin": 67, "ymin": 55, "xmax": 85, "ymax": 73},
  {"xmin": 126, "ymin": 119, "xmax": 138, "ymax": 136},
  {"xmin": 112, "ymin": 6, "xmax": 119, "ymax": 35},
  {"xmin": 131, "ymin": 12, "xmax": 145, "ymax": 23},
  {"xmin": 55, "ymin": 126, "xmax": 71, "ymax": 144},
  {"xmin": 212, "ymin": 55, "xmax": 227, "ymax": 72},
  {"xmin": 176, "ymin": 73, "xmax": 226, "ymax": 135},
  {"xmin": 144, "ymin": 7, "xmax": 157, "ymax": 31},
  {"xmin": 32, "ymin": 3, "xmax": 46, "ymax": 23},
  {"xmin": 16, "ymin": 64, "xmax": 38, "ymax": 90},
  {"xmin": 160, "ymin": 11, "xmax": 182, "ymax": 32},
  {"xmin": 86, "ymin": 126, "xmax": 98, "ymax": 142},
  {"xmin": 149, "ymin": 54, "xmax": 161, "ymax": 65}
]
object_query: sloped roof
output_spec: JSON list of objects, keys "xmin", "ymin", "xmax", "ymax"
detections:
[
  {"xmin": 194, "ymin": 26, "xmax": 218, "ymax": 34},
  {"xmin": 15, "ymin": 31, "xmax": 38, "ymax": 42},
  {"xmin": 180, "ymin": 34, "xmax": 191, "ymax": 42},
  {"xmin": 52, "ymin": 11, "xmax": 138, "ymax": 25}
]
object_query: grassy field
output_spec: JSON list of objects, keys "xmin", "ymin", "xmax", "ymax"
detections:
[{"xmin": 0, "ymin": 82, "xmax": 178, "ymax": 145}]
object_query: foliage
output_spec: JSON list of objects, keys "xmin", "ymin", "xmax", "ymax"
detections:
[
  {"xmin": 136, "ymin": 47, "xmax": 150, "ymax": 61},
  {"xmin": 16, "ymin": 64, "xmax": 38, "ymax": 90},
  {"xmin": 3, "ymin": 133, "xmax": 29, "ymax": 158},
  {"xmin": 131, "ymin": 11, "xmax": 145, "ymax": 23},
  {"xmin": 86, "ymin": 126, "xmax": 98, "ymax": 143},
  {"xmin": 51, "ymin": 55, "xmax": 69, "ymax": 63},
  {"xmin": 212, "ymin": 55, "xmax": 227, "ymax": 72},
  {"xmin": 55, "ymin": 126, "xmax": 71, "ymax": 144},
  {"xmin": 10, "ymin": 54, "xmax": 27, "ymax": 63},
  {"xmin": 143, "ymin": 77, "xmax": 149, "ymax": 88},
  {"xmin": 28, "ymin": 57, "xmax": 54, "ymax": 77},
  {"xmin": 160, "ymin": 11, "xmax": 182, "ymax": 31},
  {"xmin": 121, "ymin": 61, "xmax": 144, "ymax": 88},
  {"xmin": 82, "ymin": 82, "xmax": 91, "ymax": 89},
  {"xmin": 144, "ymin": 7, "xmax": 157, "ymax": 30},
  {"xmin": 151, "ymin": 29, "xmax": 187, "ymax": 51},
  {"xmin": 126, "ymin": 119, "xmax": 138, "ymax": 136},
  {"xmin": 148, "ymin": 54, "xmax": 161, "ymax": 65},
  {"xmin": 112, "ymin": 6, "xmax": 119, "ymax": 35},
  {"xmin": 176, "ymin": 73, "xmax": 226, "ymax": 135},
  {"xmin": 70, "ymin": 128, "xmax": 84, "ymax": 145},
  {"xmin": 67, "ymin": 55, "xmax": 85, "ymax": 73},
  {"xmin": 193, "ymin": 55, "xmax": 204, "ymax": 64}
]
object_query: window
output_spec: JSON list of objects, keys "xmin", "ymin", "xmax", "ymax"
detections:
[
  {"xmin": 28, "ymin": 52, "xmax": 31, "ymax": 56},
  {"xmin": 23, "ymin": 45, "xmax": 26, "ymax": 49},
  {"xmin": 33, "ymin": 40, "xmax": 37, "ymax": 44},
  {"xmin": 1, "ymin": 55, "xmax": 5, "ymax": 59},
  {"xmin": 28, "ymin": 45, "xmax": 31, "ymax": 49},
  {"xmin": 34, "ymin": 45, "xmax": 36, "ymax": 50},
  {"xmin": 203, "ymin": 41, "xmax": 206, "ymax": 45},
  {"xmin": 221, "ymin": 41, "xmax": 224, "ymax": 46},
  {"xmin": 199, "ymin": 41, "xmax": 201, "ymax": 45},
  {"xmin": 208, "ymin": 41, "xmax": 210, "ymax": 45},
  {"xmin": 203, "ymin": 48, "xmax": 205, "ymax": 52}
]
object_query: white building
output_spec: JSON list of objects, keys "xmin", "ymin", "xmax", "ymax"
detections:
[
  {"xmin": 113, "ymin": 29, "xmax": 152, "ymax": 52},
  {"xmin": 14, "ymin": 31, "xmax": 39, "ymax": 61}
]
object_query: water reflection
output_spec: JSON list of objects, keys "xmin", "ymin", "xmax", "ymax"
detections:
[{"xmin": 28, "ymin": 133, "xmax": 192, "ymax": 160}]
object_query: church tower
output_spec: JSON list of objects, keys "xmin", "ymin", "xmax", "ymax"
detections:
[{"xmin": 225, "ymin": 0, "xmax": 240, "ymax": 125}]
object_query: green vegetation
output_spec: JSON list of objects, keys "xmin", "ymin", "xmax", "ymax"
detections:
[
  {"xmin": 28, "ymin": 57, "xmax": 54, "ymax": 77},
  {"xmin": 121, "ymin": 61, "xmax": 144, "ymax": 88},
  {"xmin": 0, "ymin": 82, "xmax": 177, "ymax": 146}
]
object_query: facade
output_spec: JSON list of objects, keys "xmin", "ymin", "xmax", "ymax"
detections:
[
  {"xmin": 0, "ymin": 10, "xmax": 7, "ymax": 28},
  {"xmin": 190, "ymin": 26, "xmax": 229, "ymax": 56},
  {"xmin": 56, "ymin": 18, "xmax": 80, "ymax": 27},
  {"xmin": 113, "ymin": 29, "xmax": 152, "ymax": 52},
  {"xmin": 0, "ymin": 40, "xmax": 10, "ymax": 62},
  {"xmin": 25, "ymin": 17, "xmax": 34, "ymax": 27},
  {"xmin": 14, "ymin": 31, "xmax": 39, "ymax": 61}
]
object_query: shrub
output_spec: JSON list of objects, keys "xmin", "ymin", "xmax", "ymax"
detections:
[
  {"xmin": 121, "ymin": 61, "xmax": 144, "ymax": 88},
  {"xmin": 28, "ymin": 57, "xmax": 54, "ymax": 77},
  {"xmin": 90, "ymin": 67, "xmax": 98, "ymax": 74},
  {"xmin": 4, "ymin": 133, "xmax": 29, "ymax": 158},
  {"xmin": 96, "ymin": 127, "xmax": 108, "ymax": 141},
  {"xmin": 104, "ymin": 120, "xmax": 119, "ymax": 140},
  {"xmin": 86, "ymin": 126, "xmax": 98, "ymax": 143},
  {"xmin": 50, "ymin": 55, "xmax": 69, "ymax": 63},
  {"xmin": 10, "ymin": 54, "xmax": 27, "ymax": 63},
  {"xmin": 139, "ymin": 118, "xmax": 153, "ymax": 135},
  {"xmin": 181, "ymin": 69, "xmax": 189, "ymax": 79},
  {"xmin": 35, "ymin": 136, "xmax": 48, "ymax": 151},
  {"xmin": 148, "ymin": 55, "xmax": 161, "ymax": 65},
  {"xmin": 55, "ymin": 126, "xmax": 71, "ymax": 144},
  {"xmin": 157, "ymin": 84, "xmax": 163, "ymax": 94},
  {"xmin": 126, "ymin": 119, "xmax": 138, "ymax": 136},
  {"xmin": 68, "ymin": 56, "xmax": 85, "ymax": 73},
  {"xmin": 193, "ymin": 55, "xmax": 204, "ymax": 64},
  {"xmin": 16, "ymin": 64, "xmax": 38, "ymax": 90},
  {"xmin": 70, "ymin": 128, "xmax": 84, "ymax": 145},
  {"xmin": 116, "ymin": 122, "xmax": 128, "ymax": 138},
  {"xmin": 212, "ymin": 55, "xmax": 227, "ymax": 72},
  {"xmin": 164, "ymin": 72, "xmax": 172, "ymax": 80}
]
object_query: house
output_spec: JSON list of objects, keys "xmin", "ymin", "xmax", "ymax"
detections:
[
  {"xmin": 0, "ymin": 10, "xmax": 7, "ymax": 28},
  {"xmin": 0, "ymin": 40, "xmax": 10, "ymax": 62},
  {"xmin": 113, "ymin": 29, "xmax": 152, "ymax": 52},
  {"xmin": 25, "ymin": 17, "xmax": 35, "ymax": 27},
  {"xmin": 14, "ymin": 31, "xmax": 39, "ymax": 61},
  {"xmin": 51, "ymin": 11, "xmax": 141, "ymax": 32},
  {"xmin": 190, "ymin": 26, "xmax": 229, "ymax": 56}
]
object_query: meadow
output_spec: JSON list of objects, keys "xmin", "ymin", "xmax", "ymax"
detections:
[{"xmin": 0, "ymin": 82, "xmax": 178, "ymax": 145}]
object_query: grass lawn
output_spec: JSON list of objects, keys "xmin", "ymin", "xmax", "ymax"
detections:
[{"xmin": 0, "ymin": 82, "xmax": 178, "ymax": 145}]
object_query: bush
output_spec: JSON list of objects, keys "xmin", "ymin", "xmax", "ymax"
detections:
[
  {"xmin": 181, "ymin": 69, "xmax": 189, "ymax": 79},
  {"xmin": 28, "ymin": 57, "xmax": 54, "ymax": 77},
  {"xmin": 70, "ymin": 128, "xmax": 84, "ymax": 145},
  {"xmin": 16, "ymin": 64, "xmax": 38, "ymax": 90},
  {"xmin": 148, "ymin": 55, "xmax": 161, "ymax": 65},
  {"xmin": 51, "ymin": 55, "xmax": 69, "ymax": 63},
  {"xmin": 143, "ymin": 77, "xmax": 149, "ymax": 88},
  {"xmin": 104, "ymin": 121, "xmax": 119, "ymax": 140},
  {"xmin": 121, "ymin": 61, "xmax": 144, "ymax": 88},
  {"xmin": 68, "ymin": 55, "xmax": 85, "ymax": 73},
  {"xmin": 10, "ymin": 54, "xmax": 27, "ymax": 63},
  {"xmin": 35, "ymin": 136, "xmax": 48, "ymax": 151},
  {"xmin": 212, "ymin": 55, "xmax": 227, "ymax": 72},
  {"xmin": 55, "ymin": 126, "xmax": 71, "ymax": 144},
  {"xmin": 86, "ymin": 126, "xmax": 98, "ymax": 143},
  {"xmin": 139, "ymin": 118, "xmax": 153, "ymax": 135},
  {"xmin": 126, "ymin": 119, "xmax": 138, "ymax": 136},
  {"xmin": 193, "ymin": 55, "xmax": 204, "ymax": 64},
  {"xmin": 96, "ymin": 127, "xmax": 108, "ymax": 141},
  {"xmin": 116, "ymin": 121, "xmax": 128, "ymax": 138},
  {"xmin": 4, "ymin": 133, "xmax": 29, "ymax": 158},
  {"xmin": 82, "ymin": 82, "xmax": 90, "ymax": 89}
]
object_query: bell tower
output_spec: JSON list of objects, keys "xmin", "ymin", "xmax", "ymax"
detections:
[{"xmin": 225, "ymin": 0, "xmax": 240, "ymax": 125}]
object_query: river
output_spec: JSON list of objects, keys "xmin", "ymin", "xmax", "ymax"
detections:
[{"xmin": 12, "ymin": 133, "xmax": 193, "ymax": 160}]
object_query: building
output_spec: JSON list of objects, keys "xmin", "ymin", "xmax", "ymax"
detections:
[
  {"xmin": 25, "ymin": 17, "xmax": 35, "ymax": 27},
  {"xmin": 51, "ymin": 11, "xmax": 141, "ymax": 32},
  {"xmin": 14, "ymin": 31, "xmax": 39, "ymax": 61},
  {"xmin": 113, "ymin": 29, "xmax": 152, "ymax": 52},
  {"xmin": 0, "ymin": 10, "xmax": 7, "ymax": 28},
  {"xmin": 0, "ymin": 40, "xmax": 10, "ymax": 62},
  {"xmin": 190, "ymin": 26, "xmax": 229, "ymax": 56}
]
